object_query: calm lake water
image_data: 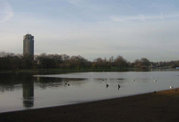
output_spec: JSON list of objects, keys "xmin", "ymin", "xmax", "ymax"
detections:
[{"xmin": 0, "ymin": 71, "xmax": 179, "ymax": 113}]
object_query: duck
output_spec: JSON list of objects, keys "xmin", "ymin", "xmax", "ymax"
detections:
[{"xmin": 65, "ymin": 80, "xmax": 69, "ymax": 85}]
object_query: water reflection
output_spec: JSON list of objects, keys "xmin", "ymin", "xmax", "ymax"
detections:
[
  {"xmin": 0, "ymin": 72, "xmax": 179, "ymax": 113},
  {"xmin": 0, "ymin": 74, "xmax": 23, "ymax": 92},
  {"xmin": 22, "ymin": 77, "xmax": 86, "ymax": 108},
  {"xmin": 23, "ymin": 81, "xmax": 34, "ymax": 108},
  {"xmin": 35, "ymin": 77, "xmax": 86, "ymax": 89}
]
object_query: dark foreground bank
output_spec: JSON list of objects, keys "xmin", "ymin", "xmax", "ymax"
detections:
[{"xmin": 0, "ymin": 89, "xmax": 179, "ymax": 122}]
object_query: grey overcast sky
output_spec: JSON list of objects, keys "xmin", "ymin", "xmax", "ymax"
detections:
[{"xmin": 0, "ymin": 0, "xmax": 179, "ymax": 61}]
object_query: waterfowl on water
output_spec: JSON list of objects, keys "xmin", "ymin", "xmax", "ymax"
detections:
[
  {"xmin": 153, "ymin": 80, "xmax": 157, "ymax": 82},
  {"xmin": 65, "ymin": 81, "xmax": 69, "ymax": 85}
]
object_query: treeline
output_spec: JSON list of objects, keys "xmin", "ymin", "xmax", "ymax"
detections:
[{"xmin": 0, "ymin": 53, "xmax": 178, "ymax": 71}]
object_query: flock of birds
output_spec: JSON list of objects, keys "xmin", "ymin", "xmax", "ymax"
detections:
[
  {"xmin": 105, "ymin": 83, "xmax": 120, "ymax": 89},
  {"xmin": 152, "ymin": 79, "xmax": 174, "ymax": 89},
  {"xmin": 64, "ymin": 81, "xmax": 70, "ymax": 86},
  {"xmin": 105, "ymin": 79, "xmax": 174, "ymax": 89},
  {"xmin": 64, "ymin": 79, "xmax": 175, "ymax": 89}
]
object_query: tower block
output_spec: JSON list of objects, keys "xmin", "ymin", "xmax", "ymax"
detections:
[{"xmin": 23, "ymin": 34, "xmax": 34, "ymax": 59}]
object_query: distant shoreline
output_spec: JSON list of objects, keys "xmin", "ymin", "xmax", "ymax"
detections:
[
  {"xmin": 0, "ymin": 88, "xmax": 179, "ymax": 122},
  {"xmin": 0, "ymin": 68, "xmax": 178, "ymax": 75},
  {"xmin": 0, "ymin": 68, "xmax": 141, "ymax": 75}
]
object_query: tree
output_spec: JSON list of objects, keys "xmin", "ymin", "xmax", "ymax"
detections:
[
  {"xmin": 134, "ymin": 58, "xmax": 151, "ymax": 69},
  {"xmin": 113, "ymin": 56, "xmax": 128, "ymax": 68}
]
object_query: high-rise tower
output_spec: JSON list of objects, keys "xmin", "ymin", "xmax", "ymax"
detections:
[{"xmin": 23, "ymin": 34, "xmax": 34, "ymax": 57}]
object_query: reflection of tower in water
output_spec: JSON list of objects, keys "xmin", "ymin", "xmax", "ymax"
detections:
[{"xmin": 23, "ymin": 81, "xmax": 34, "ymax": 108}]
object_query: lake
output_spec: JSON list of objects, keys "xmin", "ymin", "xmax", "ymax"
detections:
[{"xmin": 0, "ymin": 71, "xmax": 179, "ymax": 113}]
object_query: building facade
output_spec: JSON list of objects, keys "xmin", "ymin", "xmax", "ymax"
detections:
[{"xmin": 23, "ymin": 34, "xmax": 34, "ymax": 57}]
